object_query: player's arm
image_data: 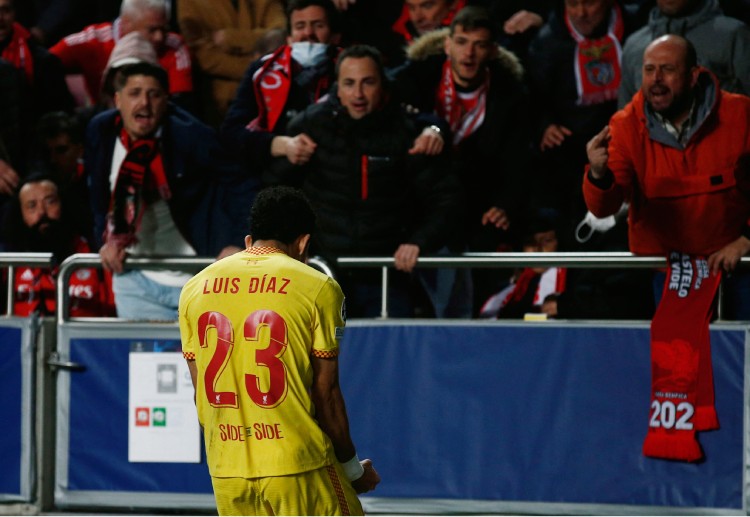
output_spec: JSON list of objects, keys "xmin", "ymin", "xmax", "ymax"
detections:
[
  {"xmin": 186, "ymin": 359, "xmax": 197, "ymax": 403},
  {"xmin": 311, "ymin": 355, "xmax": 380, "ymax": 493}
]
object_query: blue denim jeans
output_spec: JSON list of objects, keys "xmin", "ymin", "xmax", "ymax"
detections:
[
  {"xmin": 418, "ymin": 266, "xmax": 473, "ymax": 319},
  {"xmin": 112, "ymin": 270, "xmax": 183, "ymax": 321}
]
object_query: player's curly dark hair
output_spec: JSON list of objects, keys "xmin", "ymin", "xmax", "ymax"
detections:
[{"xmin": 249, "ymin": 186, "xmax": 316, "ymax": 244}]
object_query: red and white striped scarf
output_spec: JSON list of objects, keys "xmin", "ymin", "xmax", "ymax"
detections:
[
  {"xmin": 435, "ymin": 58, "xmax": 488, "ymax": 145},
  {"xmin": 564, "ymin": 4, "xmax": 624, "ymax": 106}
]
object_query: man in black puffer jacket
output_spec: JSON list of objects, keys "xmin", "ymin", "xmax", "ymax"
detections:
[
  {"xmin": 389, "ymin": 6, "xmax": 531, "ymax": 314},
  {"xmin": 265, "ymin": 44, "xmax": 463, "ymax": 318}
]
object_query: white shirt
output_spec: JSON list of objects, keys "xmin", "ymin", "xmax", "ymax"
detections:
[{"xmin": 110, "ymin": 137, "xmax": 195, "ymax": 287}]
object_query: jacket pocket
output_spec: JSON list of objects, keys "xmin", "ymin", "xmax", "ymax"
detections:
[{"xmin": 646, "ymin": 164, "xmax": 737, "ymax": 199}]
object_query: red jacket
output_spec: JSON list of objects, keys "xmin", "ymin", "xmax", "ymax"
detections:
[
  {"xmin": 583, "ymin": 69, "xmax": 750, "ymax": 256},
  {"xmin": 50, "ymin": 19, "xmax": 192, "ymax": 103},
  {"xmin": 13, "ymin": 237, "xmax": 115, "ymax": 317}
]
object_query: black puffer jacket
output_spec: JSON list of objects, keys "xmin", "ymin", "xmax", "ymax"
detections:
[
  {"xmin": 389, "ymin": 29, "xmax": 531, "ymax": 234},
  {"xmin": 265, "ymin": 95, "xmax": 463, "ymax": 262}
]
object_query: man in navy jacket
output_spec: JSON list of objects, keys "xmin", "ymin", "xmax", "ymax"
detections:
[{"xmin": 86, "ymin": 61, "xmax": 257, "ymax": 320}]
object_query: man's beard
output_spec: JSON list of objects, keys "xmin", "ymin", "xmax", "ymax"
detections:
[
  {"xmin": 20, "ymin": 217, "xmax": 75, "ymax": 264},
  {"xmin": 654, "ymin": 87, "xmax": 695, "ymax": 122}
]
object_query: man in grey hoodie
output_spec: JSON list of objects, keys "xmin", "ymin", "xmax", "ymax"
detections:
[{"xmin": 618, "ymin": 0, "xmax": 750, "ymax": 106}]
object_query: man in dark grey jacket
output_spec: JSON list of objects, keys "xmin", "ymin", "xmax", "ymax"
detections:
[
  {"xmin": 618, "ymin": 0, "xmax": 750, "ymax": 106},
  {"xmin": 266, "ymin": 45, "xmax": 462, "ymax": 318}
]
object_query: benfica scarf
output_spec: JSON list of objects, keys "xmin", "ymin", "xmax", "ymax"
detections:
[
  {"xmin": 643, "ymin": 253, "xmax": 720, "ymax": 462},
  {"xmin": 247, "ymin": 46, "xmax": 292, "ymax": 132},
  {"xmin": 104, "ymin": 120, "xmax": 171, "ymax": 248},
  {"xmin": 564, "ymin": 4, "xmax": 624, "ymax": 106},
  {"xmin": 435, "ymin": 59, "xmax": 488, "ymax": 145},
  {"xmin": 1, "ymin": 23, "xmax": 34, "ymax": 85},
  {"xmin": 392, "ymin": 0, "xmax": 466, "ymax": 43}
]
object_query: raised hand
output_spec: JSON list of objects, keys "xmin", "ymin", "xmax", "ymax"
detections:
[{"xmin": 586, "ymin": 125, "xmax": 611, "ymax": 179}]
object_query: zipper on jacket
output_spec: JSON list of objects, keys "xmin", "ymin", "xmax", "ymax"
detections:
[{"xmin": 361, "ymin": 155, "xmax": 368, "ymax": 200}]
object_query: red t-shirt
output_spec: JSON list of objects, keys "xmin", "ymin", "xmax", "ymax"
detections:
[
  {"xmin": 13, "ymin": 237, "xmax": 115, "ymax": 317},
  {"xmin": 50, "ymin": 19, "xmax": 192, "ymax": 103}
]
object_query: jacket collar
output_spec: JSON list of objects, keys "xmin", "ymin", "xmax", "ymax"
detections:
[
  {"xmin": 406, "ymin": 27, "xmax": 525, "ymax": 82},
  {"xmin": 635, "ymin": 67, "xmax": 719, "ymax": 149}
]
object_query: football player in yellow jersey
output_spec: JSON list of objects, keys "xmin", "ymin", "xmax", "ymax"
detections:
[{"xmin": 179, "ymin": 186, "xmax": 379, "ymax": 515}]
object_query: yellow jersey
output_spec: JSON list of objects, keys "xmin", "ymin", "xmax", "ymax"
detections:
[{"xmin": 179, "ymin": 247, "xmax": 346, "ymax": 478}]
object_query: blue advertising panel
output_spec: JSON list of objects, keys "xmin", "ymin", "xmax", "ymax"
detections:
[
  {"xmin": 0, "ymin": 325, "xmax": 24, "ymax": 498},
  {"xmin": 340, "ymin": 323, "xmax": 745, "ymax": 511},
  {"xmin": 0, "ymin": 320, "xmax": 33, "ymax": 503},
  {"xmin": 64, "ymin": 337, "xmax": 212, "ymax": 495},
  {"xmin": 54, "ymin": 322, "xmax": 747, "ymax": 513}
]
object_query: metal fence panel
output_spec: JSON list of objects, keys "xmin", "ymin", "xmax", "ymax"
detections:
[{"xmin": 0, "ymin": 318, "xmax": 39, "ymax": 503}]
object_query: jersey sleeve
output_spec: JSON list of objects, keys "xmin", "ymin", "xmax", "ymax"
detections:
[
  {"xmin": 311, "ymin": 277, "xmax": 346, "ymax": 359},
  {"xmin": 50, "ymin": 35, "xmax": 88, "ymax": 71},
  {"xmin": 162, "ymin": 35, "xmax": 193, "ymax": 94},
  {"xmin": 178, "ymin": 281, "xmax": 197, "ymax": 360}
]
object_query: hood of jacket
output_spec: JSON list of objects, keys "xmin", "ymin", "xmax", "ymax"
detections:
[
  {"xmin": 405, "ymin": 27, "xmax": 524, "ymax": 82},
  {"xmin": 647, "ymin": 0, "xmax": 721, "ymax": 34},
  {"xmin": 633, "ymin": 67, "xmax": 719, "ymax": 149}
]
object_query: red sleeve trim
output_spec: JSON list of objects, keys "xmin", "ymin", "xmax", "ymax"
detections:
[
  {"xmin": 183, "ymin": 352, "xmax": 195, "ymax": 360},
  {"xmin": 312, "ymin": 349, "xmax": 339, "ymax": 359}
]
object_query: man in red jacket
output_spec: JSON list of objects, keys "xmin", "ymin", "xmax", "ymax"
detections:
[{"xmin": 584, "ymin": 34, "xmax": 750, "ymax": 317}]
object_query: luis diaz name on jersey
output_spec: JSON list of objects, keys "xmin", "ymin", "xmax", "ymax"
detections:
[{"xmin": 201, "ymin": 274, "xmax": 291, "ymax": 295}]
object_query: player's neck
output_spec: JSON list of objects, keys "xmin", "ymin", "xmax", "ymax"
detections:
[{"xmin": 250, "ymin": 239, "xmax": 289, "ymax": 255}]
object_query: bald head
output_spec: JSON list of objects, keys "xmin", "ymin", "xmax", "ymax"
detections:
[
  {"xmin": 641, "ymin": 35, "xmax": 699, "ymax": 123},
  {"xmin": 645, "ymin": 34, "xmax": 697, "ymax": 70}
]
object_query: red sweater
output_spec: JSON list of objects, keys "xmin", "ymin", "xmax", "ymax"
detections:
[{"xmin": 583, "ymin": 70, "xmax": 750, "ymax": 256}]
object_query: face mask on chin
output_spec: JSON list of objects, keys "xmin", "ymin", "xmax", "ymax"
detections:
[{"xmin": 291, "ymin": 42, "xmax": 329, "ymax": 68}]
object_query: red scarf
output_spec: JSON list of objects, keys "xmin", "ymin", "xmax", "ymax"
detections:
[
  {"xmin": 247, "ymin": 45, "xmax": 332, "ymax": 132},
  {"xmin": 435, "ymin": 59, "xmax": 488, "ymax": 145},
  {"xmin": 643, "ymin": 253, "xmax": 720, "ymax": 462},
  {"xmin": 564, "ymin": 4, "xmax": 624, "ymax": 106},
  {"xmin": 247, "ymin": 46, "xmax": 293, "ymax": 132},
  {"xmin": 507, "ymin": 267, "xmax": 567, "ymax": 304},
  {"xmin": 104, "ymin": 122, "xmax": 171, "ymax": 248},
  {"xmin": 392, "ymin": 0, "xmax": 466, "ymax": 43},
  {"xmin": 2, "ymin": 23, "xmax": 34, "ymax": 85}
]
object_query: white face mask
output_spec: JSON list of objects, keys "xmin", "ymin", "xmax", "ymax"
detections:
[
  {"xmin": 291, "ymin": 42, "xmax": 329, "ymax": 68},
  {"xmin": 575, "ymin": 202, "xmax": 629, "ymax": 243}
]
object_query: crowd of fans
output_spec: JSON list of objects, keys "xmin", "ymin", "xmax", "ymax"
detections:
[{"xmin": 0, "ymin": 0, "xmax": 748, "ymax": 320}]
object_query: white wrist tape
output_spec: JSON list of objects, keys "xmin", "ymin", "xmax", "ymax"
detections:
[{"xmin": 342, "ymin": 454, "xmax": 365, "ymax": 481}]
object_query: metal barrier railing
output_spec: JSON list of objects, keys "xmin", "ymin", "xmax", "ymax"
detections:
[
  {"xmin": 39, "ymin": 251, "xmax": 748, "ymax": 321},
  {"xmin": 338, "ymin": 252, "xmax": 749, "ymax": 319}
]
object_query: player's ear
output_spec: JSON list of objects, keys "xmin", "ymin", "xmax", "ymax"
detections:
[
  {"xmin": 295, "ymin": 233, "xmax": 311, "ymax": 261},
  {"xmin": 245, "ymin": 235, "xmax": 253, "ymax": 248}
]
